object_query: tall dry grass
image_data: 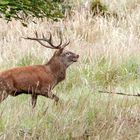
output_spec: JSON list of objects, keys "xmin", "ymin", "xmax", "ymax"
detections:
[{"xmin": 0, "ymin": 0, "xmax": 140, "ymax": 139}]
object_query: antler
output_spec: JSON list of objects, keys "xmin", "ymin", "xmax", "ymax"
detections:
[{"xmin": 23, "ymin": 31, "xmax": 70, "ymax": 50}]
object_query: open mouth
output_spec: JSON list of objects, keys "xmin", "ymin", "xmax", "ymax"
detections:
[
  {"xmin": 72, "ymin": 59, "xmax": 78, "ymax": 62},
  {"xmin": 71, "ymin": 55, "xmax": 79, "ymax": 62}
]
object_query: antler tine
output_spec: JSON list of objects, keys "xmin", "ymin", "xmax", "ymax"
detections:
[
  {"xmin": 22, "ymin": 31, "xmax": 39, "ymax": 41},
  {"xmin": 43, "ymin": 32, "xmax": 63, "ymax": 49},
  {"xmin": 35, "ymin": 31, "xmax": 38, "ymax": 38},
  {"xmin": 39, "ymin": 32, "xmax": 61, "ymax": 49},
  {"xmin": 57, "ymin": 35, "xmax": 63, "ymax": 48},
  {"xmin": 22, "ymin": 31, "xmax": 70, "ymax": 50},
  {"xmin": 61, "ymin": 40, "xmax": 70, "ymax": 49},
  {"xmin": 23, "ymin": 32, "xmax": 57, "ymax": 49},
  {"xmin": 35, "ymin": 40, "xmax": 57, "ymax": 49},
  {"xmin": 42, "ymin": 33, "xmax": 46, "ymax": 40},
  {"xmin": 47, "ymin": 32, "xmax": 52, "ymax": 43}
]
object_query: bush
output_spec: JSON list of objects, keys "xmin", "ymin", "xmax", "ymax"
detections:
[
  {"xmin": 0, "ymin": 0, "xmax": 69, "ymax": 24},
  {"xmin": 90, "ymin": 0, "xmax": 108, "ymax": 16},
  {"xmin": 89, "ymin": 0, "xmax": 118, "ymax": 18}
]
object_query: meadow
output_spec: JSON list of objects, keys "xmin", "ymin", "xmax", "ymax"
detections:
[{"xmin": 0, "ymin": 0, "xmax": 140, "ymax": 139}]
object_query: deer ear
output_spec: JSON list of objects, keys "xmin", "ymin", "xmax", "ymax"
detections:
[{"xmin": 54, "ymin": 48, "xmax": 64, "ymax": 56}]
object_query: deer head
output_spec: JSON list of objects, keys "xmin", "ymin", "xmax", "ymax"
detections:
[
  {"xmin": 0, "ymin": 32, "xmax": 79, "ymax": 108},
  {"xmin": 24, "ymin": 32, "xmax": 79, "ymax": 68}
]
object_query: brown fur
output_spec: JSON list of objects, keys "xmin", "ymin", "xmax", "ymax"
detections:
[{"xmin": 0, "ymin": 49, "xmax": 79, "ymax": 107}]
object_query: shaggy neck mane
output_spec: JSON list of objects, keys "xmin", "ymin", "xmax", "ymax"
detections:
[{"xmin": 46, "ymin": 57, "xmax": 67, "ymax": 82}]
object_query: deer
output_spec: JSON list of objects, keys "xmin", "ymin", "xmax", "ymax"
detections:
[{"xmin": 0, "ymin": 32, "xmax": 79, "ymax": 108}]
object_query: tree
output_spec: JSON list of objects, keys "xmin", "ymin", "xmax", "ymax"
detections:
[{"xmin": 0, "ymin": 0, "xmax": 64, "ymax": 24}]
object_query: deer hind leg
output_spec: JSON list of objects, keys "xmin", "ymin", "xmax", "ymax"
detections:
[
  {"xmin": 0, "ymin": 91, "xmax": 8, "ymax": 103},
  {"xmin": 0, "ymin": 78, "xmax": 9, "ymax": 103},
  {"xmin": 31, "ymin": 94, "xmax": 38, "ymax": 108}
]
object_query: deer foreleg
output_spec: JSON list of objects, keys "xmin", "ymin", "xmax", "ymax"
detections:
[
  {"xmin": 52, "ymin": 94, "xmax": 59, "ymax": 103},
  {"xmin": 47, "ymin": 90, "xmax": 59, "ymax": 103},
  {"xmin": 42, "ymin": 90, "xmax": 59, "ymax": 103}
]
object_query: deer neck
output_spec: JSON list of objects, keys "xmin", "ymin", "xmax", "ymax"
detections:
[{"xmin": 47, "ymin": 57, "xmax": 67, "ymax": 83}]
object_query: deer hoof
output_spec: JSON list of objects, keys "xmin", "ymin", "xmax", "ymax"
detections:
[{"xmin": 53, "ymin": 96, "xmax": 59, "ymax": 105}]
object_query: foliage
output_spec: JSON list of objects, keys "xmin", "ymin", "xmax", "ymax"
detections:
[
  {"xmin": 90, "ymin": 0, "xmax": 118, "ymax": 18},
  {"xmin": 0, "ymin": 0, "xmax": 65, "ymax": 23},
  {"xmin": 90, "ymin": 0, "xmax": 108, "ymax": 16}
]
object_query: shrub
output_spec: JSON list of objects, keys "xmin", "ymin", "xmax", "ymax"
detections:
[
  {"xmin": 0, "ymin": 0, "xmax": 73, "ymax": 25},
  {"xmin": 89, "ymin": 0, "xmax": 118, "ymax": 18}
]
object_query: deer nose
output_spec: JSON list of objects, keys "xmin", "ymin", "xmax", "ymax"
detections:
[{"xmin": 76, "ymin": 55, "xmax": 79, "ymax": 58}]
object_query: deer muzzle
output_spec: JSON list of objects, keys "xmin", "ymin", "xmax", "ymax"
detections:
[{"xmin": 72, "ymin": 54, "xmax": 79, "ymax": 62}]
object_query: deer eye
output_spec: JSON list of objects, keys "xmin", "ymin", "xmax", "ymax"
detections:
[{"xmin": 66, "ymin": 52, "xmax": 71, "ymax": 56}]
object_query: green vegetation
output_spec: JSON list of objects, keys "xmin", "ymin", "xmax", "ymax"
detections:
[
  {"xmin": 0, "ymin": 0, "xmax": 140, "ymax": 139},
  {"xmin": 0, "ymin": 0, "xmax": 65, "ymax": 24},
  {"xmin": 90, "ymin": 0, "xmax": 118, "ymax": 18},
  {"xmin": 90, "ymin": 0, "xmax": 108, "ymax": 16},
  {"xmin": 0, "ymin": 55, "xmax": 139, "ymax": 139},
  {"xmin": 16, "ymin": 53, "xmax": 43, "ymax": 66}
]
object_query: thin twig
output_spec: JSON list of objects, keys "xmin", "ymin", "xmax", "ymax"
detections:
[{"xmin": 98, "ymin": 90, "xmax": 140, "ymax": 97}]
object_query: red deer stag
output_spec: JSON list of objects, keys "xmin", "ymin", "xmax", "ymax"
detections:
[{"xmin": 0, "ymin": 32, "xmax": 79, "ymax": 108}]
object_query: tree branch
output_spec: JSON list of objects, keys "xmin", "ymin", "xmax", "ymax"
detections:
[{"xmin": 98, "ymin": 90, "xmax": 140, "ymax": 97}]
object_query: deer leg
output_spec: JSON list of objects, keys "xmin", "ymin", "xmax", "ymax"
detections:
[
  {"xmin": 41, "ymin": 91, "xmax": 59, "ymax": 103},
  {"xmin": 0, "ymin": 91, "xmax": 9, "ymax": 103},
  {"xmin": 0, "ymin": 79, "xmax": 9, "ymax": 103},
  {"xmin": 10, "ymin": 90, "xmax": 38, "ymax": 108},
  {"xmin": 30, "ymin": 89, "xmax": 59, "ymax": 105},
  {"xmin": 46, "ymin": 90, "xmax": 59, "ymax": 103},
  {"xmin": 51, "ymin": 94, "xmax": 59, "ymax": 103},
  {"xmin": 31, "ymin": 94, "xmax": 37, "ymax": 108}
]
